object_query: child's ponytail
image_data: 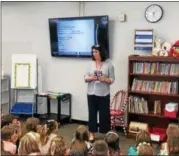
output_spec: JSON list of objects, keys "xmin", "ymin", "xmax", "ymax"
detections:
[{"xmin": 40, "ymin": 124, "xmax": 49, "ymax": 145}]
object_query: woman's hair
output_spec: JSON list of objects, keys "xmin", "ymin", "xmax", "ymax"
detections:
[
  {"xmin": 70, "ymin": 125, "xmax": 89, "ymax": 156},
  {"xmin": 91, "ymin": 44, "xmax": 108, "ymax": 62},
  {"xmin": 137, "ymin": 143, "xmax": 154, "ymax": 156},
  {"xmin": 92, "ymin": 140, "xmax": 108, "ymax": 156},
  {"xmin": 40, "ymin": 120, "xmax": 57, "ymax": 145},
  {"xmin": 18, "ymin": 132, "xmax": 40, "ymax": 155},
  {"xmin": 136, "ymin": 130, "xmax": 151, "ymax": 146},
  {"xmin": 25, "ymin": 117, "xmax": 40, "ymax": 133},
  {"xmin": 167, "ymin": 128, "xmax": 179, "ymax": 156},
  {"xmin": 104, "ymin": 131, "xmax": 120, "ymax": 155},
  {"xmin": 49, "ymin": 136, "xmax": 67, "ymax": 156}
]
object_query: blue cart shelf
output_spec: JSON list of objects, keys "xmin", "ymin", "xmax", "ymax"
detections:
[{"xmin": 11, "ymin": 102, "xmax": 34, "ymax": 115}]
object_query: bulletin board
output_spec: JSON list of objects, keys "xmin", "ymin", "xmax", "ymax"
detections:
[{"xmin": 11, "ymin": 54, "xmax": 37, "ymax": 89}]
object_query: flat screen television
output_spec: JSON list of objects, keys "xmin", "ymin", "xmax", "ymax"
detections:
[{"xmin": 49, "ymin": 15, "xmax": 109, "ymax": 58}]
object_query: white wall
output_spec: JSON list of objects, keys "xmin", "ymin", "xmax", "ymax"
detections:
[{"xmin": 2, "ymin": 2, "xmax": 179, "ymax": 121}]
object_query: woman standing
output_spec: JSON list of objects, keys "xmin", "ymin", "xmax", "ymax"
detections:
[{"xmin": 84, "ymin": 45, "xmax": 115, "ymax": 142}]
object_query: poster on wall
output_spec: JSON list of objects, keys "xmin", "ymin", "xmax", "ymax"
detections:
[{"xmin": 134, "ymin": 29, "xmax": 154, "ymax": 56}]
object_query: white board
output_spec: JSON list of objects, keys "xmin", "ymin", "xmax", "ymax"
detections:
[{"xmin": 11, "ymin": 54, "xmax": 37, "ymax": 89}]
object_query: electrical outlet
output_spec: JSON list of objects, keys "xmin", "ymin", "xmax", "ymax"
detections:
[{"xmin": 119, "ymin": 13, "xmax": 126, "ymax": 22}]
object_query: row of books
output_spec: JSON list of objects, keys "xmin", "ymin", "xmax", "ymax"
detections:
[
  {"xmin": 133, "ymin": 62, "xmax": 179, "ymax": 76},
  {"xmin": 128, "ymin": 96, "xmax": 148, "ymax": 114},
  {"xmin": 131, "ymin": 78, "xmax": 178, "ymax": 94}
]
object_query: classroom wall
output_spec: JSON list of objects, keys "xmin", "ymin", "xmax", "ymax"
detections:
[{"xmin": 2, "ymin": 2, "xmax": 179, "ymax": 121}]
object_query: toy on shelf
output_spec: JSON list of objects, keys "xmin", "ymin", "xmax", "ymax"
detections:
[
  {"xmin": 159, "ymin": 42, "xmax": 171, "ymax": 57},
  {"xmin": 169, "ymin": 40, "xmax": 179, "ymax": 57},
  {"xmin": 152, "ymin": 36, "xmax": 162, "ymax": 56}
]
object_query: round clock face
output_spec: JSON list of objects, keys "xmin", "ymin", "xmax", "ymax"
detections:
[{"xmin": 145, "ymin": 4, "xmax": 163, "ymax": 23}]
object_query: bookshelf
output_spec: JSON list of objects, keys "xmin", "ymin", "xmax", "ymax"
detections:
[
  {"xmin": 1, "ymin": 75, "xmax": 11, "ymax": 115},
  {"xmin": 127, "ymin": 56, "xmax": 179, "ymax": 137}
]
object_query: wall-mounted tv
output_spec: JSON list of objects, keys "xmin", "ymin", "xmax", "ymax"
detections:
[{"xmin": 49, "ymin": 15, "xmax": 109, "ymax": 58}]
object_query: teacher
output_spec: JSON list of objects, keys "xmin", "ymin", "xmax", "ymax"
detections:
[{"xmin": 84, "ymin": 44, "xmax": 115, "ymax": 142}]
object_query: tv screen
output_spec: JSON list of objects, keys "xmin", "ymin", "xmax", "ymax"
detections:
[{"xmin": 49, "ymin": 15, "xmax": 109, "ymax": 58}]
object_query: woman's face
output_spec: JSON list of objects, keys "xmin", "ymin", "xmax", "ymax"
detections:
[{"xmin": 92, "ymin": 49, "xmax": 101, "ymax": 61}]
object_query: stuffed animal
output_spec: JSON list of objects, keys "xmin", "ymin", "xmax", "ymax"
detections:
[
  {"xmin": 152, "ymin": 37, "xmax": 162, "ymax": 56},
  {"xmin": 158, "ymin": 42, "xmax": 171, "ymax": 57},
  {"xmin": 169, "ymin": 40, "xmax": 179, "ymax": 57},
  {"xmin": 159, "ymin": 50, "xmax": 168, "ymax": 56}
]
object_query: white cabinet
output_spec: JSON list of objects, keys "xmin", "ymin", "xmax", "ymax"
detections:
[{"xmin": 1, "ymin": 75, "xmax": 10, "ymax": 115}]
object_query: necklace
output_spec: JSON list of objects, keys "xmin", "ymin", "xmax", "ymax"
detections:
[{"xmin": 95, "ymin": 61, "xmax": 103, "ymax": 71}]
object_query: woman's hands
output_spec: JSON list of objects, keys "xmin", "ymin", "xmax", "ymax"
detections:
[
  {"xmin": 98, "ymin": 76, "xmax": 111, "ymax": 83},
  {"xmin": 87, "ymin": 75, "xmax": 98, "ymax": 82},
  {"xmin": 88, "ymin": 75, "xmax": 111, "ymax": 83}
]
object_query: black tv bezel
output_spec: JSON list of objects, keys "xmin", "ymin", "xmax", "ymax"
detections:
[{"xmin": 48, "ymin": 15, "xmax": 109, "ymax": 58}]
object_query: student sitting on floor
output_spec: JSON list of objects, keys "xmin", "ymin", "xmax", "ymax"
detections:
[
  {"xmin": 104, "ymin": 131, "xmax": 122, "ymax": 156},
  {"xmin": 70, "ymin": 125, "xmax": 92, "ymax": 156},
  {"xmin": 159, "ymin": 124, "xmax": 179, "ymax": 155},
  {"xmin": 1, "ymin": 125, "xmax": 18, "ymax": 155},
  {"xmin": 137, "ymin": 142, "xmax": 154, "ymax": 156},
  {"xmin": 38, "ymin": 120, "xmax": 59, "ymax": 155},
  {"xmin": 1, "ymin": 114, "xmax": 22, "ymax": 154},
  {"xmin": 92, "ymin": 140, "xmax": 109, "ymax": 156},
  {"xmin": 1, "ymin": 114, "xmax": 19, "ymax": 127},
  {"xmin": 159, "ymin": 125, "xmax": 179, "ymax": 156},
  {"xmin": 24, "ymin": 117, "xmax": 40, "ymax": 134},
  {"xmin": 18, "ymin": 131, "xmax": 41, "ymax": 155},
  {"xmin": 128, "ymin": 130, "xmax": 151, "ymax": 156},
  {"xmin": 48, "ymin": 135, "xmax": 70, "ymax": 156}
]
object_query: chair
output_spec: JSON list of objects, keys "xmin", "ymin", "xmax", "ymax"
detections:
[{"xmin": 110, "ymin": 90, "xmax": 128, "ymax": 135}]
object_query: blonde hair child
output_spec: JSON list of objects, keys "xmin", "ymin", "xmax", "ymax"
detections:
[{"xmin": 18, "ymin": 131, "xmax": 40, "ymax": 155}]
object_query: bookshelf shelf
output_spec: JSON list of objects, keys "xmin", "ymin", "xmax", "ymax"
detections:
[
  {"xmin": 128, "ymin": 56, "xmax": 179, "ymax": 138},
  {"xmin": 129, "ymin": 91, "xmax": 179, "ymax": 98},
  {"xmin": 129, "ymin": 56, "xmax": 179, "ymax": 62},
  {"xmin": 130, "ymin": 73, "xmax": 179, "ymax": 79},
  {"xmin": 129, "ymin": 112, "xmax": 179, "ymax": 120}
]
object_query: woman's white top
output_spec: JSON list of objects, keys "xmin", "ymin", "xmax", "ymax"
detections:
[{"xmin": 84, "ymin": 59, "xmax": 115, "ymax": 96}]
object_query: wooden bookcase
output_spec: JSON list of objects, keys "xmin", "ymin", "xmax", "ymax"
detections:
[{"xmin": 127, "ymin": 56, "xmax": 179, "ymax": 137}]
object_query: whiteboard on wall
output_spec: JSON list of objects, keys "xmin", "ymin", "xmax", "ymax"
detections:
[{"xmin": 11, "ymin": 54, "xmax": 37, "ymax": 89}]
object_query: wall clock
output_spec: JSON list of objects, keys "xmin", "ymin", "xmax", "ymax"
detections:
[{"xmin": 145, "ymin": 4, "xmax": 163, "ymax": 23}]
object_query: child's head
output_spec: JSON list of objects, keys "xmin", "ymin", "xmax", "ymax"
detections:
[
  {"xmin": 49, "ymin": 136, "xmax": 69, "ymax": 156},
  {"xmin": 104, "ymin": 131, "xmax": 120, "ymax": 152},
  {"xmin": 18, "ymin": 131, "xmax": 40, "ymax": 155},
  {"xmin": 1, "ymin": 125, "xmax": 18, "ymax": 144},
  {"xmin": 92, "ymin": 140, "xmax": 109, "ymax": 156},
  {"xmin": 75, "ymin": 125, "xmax": 89, "ymax": 142},
  {"xmin": 70, "ymin": 142, "xmax": 88, "ymax": 156},
  {"xmin": 1, "ymin": 114, "xmax": 19, "ymax": 127},
  {"xmin": 136, "ymin": 130, "xmax": 151, "ymax": 146},
  {"xmin": 167, "ymin": 128, "xmax": 179, "ymax": 155},
  {"xmin": 69, "ymin": 125, "xmax": 89, "ymax": 156},
  {"xmin": 137, "ymin": 143, "xmax": 154, "ymax": 156},
  {"xmin": 167, "ymin": 124, "xmax": 179, "ymax": 136},
  {"xmin": 39, "ymin": 120, "xmax": 58, "ymax": 145},
  {"xmin": 25, "ymin": 117, "xmax": 40, "ymax": 133}
]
